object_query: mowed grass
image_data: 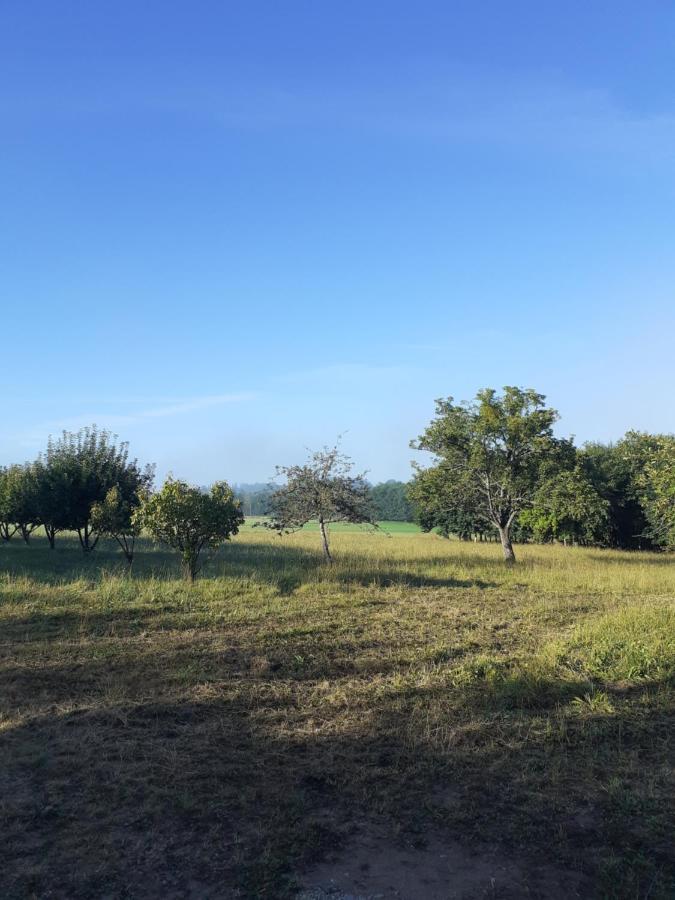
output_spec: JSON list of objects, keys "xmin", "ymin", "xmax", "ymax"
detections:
[{"xmin": 1, "ymin": 529, "xmax": 673, "ymax": 898}]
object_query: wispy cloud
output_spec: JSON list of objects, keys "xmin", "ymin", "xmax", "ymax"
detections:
[
  {"xmin": 6, "ymin": 61, "xmax": 674, "ymax": 166},
  {"xmin": 18, "ymin": 392, "xmax": 256, "ymax": 447}
]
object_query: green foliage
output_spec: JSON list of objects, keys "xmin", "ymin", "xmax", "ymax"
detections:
[
  {"xmin": 579, "ymin": 432, "xmax": 675, "ymax": 549},
  {"xmin": 0, "ymin": 463, "xmax": 41, "ymax": 543},
  {"xmin": 408, "ymin": 462, "xmax": 489, "ymax": 539},
  {"xmin": 40, "ymin": 426, "xmax": 154, "ymax": 552},
  {"xmin": 412, "ymin": 387, "xmax": 564, "ymax": 561},
  {"xmin": 266, "ymin": 445, "xmax": 375, "ymax": 561},
  {"xmin": 369, "ymin": 480, "xmax": 413, "ymax": 521},
  {"xmin": 91, "ymin": 485, "xmax": 147, "ymax": 564},
  {"xmin": 637, "ymin": 435, "xmax": 675, "ymax": 549},
  {"xmin": 580, "ymin": 436, "xmax": 652, "ymax": 548},
  {"xmin": 522, "ymin": 465, "xmax": 609, "ymax": 545},
  {"xmin": 136, "ymin": 478, "xmax": 244, "ymax": 581},
  {"xmin": 0, "ymin": 468, "xmax": 16, "ymax": 541}
]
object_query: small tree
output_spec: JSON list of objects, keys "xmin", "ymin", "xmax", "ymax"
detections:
[
  {"xmin": 412, "ymin": 387, "xmax": 566, "ymax": 563},
  {"xmin": 0, "ymin": 464, "xmax": 41, "ymax": 543},
  {"xmin": 135, "ymin": 478, "xmax": 244, "ymax": 581},
  {"xmin": 266, "ymin": 445, "xmax": 376, "ymax": 562},
  {"xmin": 0, "ymin": 467, "xmax": 18, "ymax": 541},
  {"xmin": 91, "ymin": 485, "xmax": 146, "ymax": 565}
]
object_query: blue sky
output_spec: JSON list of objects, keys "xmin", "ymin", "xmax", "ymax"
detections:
[{"xmin": 2, "ymin": 2, "xmax": 674, "ymax": 483}]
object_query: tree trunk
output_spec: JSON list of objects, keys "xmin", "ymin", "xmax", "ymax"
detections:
[
  {"xmin": 114, "ymin": 534, "xmax": 134, "ymax": 566},
  {"xmin": 182, "ymin": 551, "xmax": 199, "ymax": 582},
  {"xmin": 319, "ymin": 517, "xmax": 332, "ymax": 563},
  {"xmin": 45, "ymin": 524, "xmax": 56, "ymax": 549},
  {"xmin": 78, "ymin": 524, "xmax": 99, "ymax": 553},
  {"xmin": 498, "ymin": 525, "xmax": 516, "ymax": 564}
]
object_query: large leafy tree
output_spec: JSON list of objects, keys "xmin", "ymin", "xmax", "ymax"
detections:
[
  {"xmin": 638, "ymin": 435, "xmax": 675, "ymax": 549},
  {"xmin": 521, "ymin": 466, "xmax": 609, "ymax": 546},
  {"xmin": 135, "ymin": 478, "xmax": 244, "ymax": 581},
  {"xmin": 579, "ymin": 432, "xmax": 666, "ymax": 549},
  {"xmin": 408, "ymin": 462, "xmax": 489, "ymax": 540},
  {"xmin": 266, "ymin": 445, "xmax": 375, "ymax": 562},
  {"xmin": 41, "ymin": 426, "xmax": 154, "ymax": 552},
  {"xmin": 412, "ymin": 387, "xmax": 566, "ymax": 562}
]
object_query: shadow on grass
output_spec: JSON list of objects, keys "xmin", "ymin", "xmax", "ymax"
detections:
[
  {"xmin": 2, "ymin": 643, "xmax": 672, "ymax": 899},
  {"xmin": 0, "ymin": 536, "xmax": 496, "ymax": 593}
]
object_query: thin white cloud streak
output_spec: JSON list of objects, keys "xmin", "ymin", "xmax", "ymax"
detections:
[
  {"xmin": 4, "ymin": 62, "xmax": 675, "ymax": 165},
  {"xmin": 18, "ymin": 392, "xmax": 256, "ymax": 446}
]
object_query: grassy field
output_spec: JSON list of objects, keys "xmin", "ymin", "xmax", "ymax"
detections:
[
  {"xmin": 241, "ymin": 518, "xmax": 423, "ymax": 534},
  {"xmin": 1, "ymin": 528, "xmax": 673, "ymax": 898}
]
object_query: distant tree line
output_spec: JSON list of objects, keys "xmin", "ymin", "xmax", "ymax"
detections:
[
  {"xmin": 1, "ymin": 388, "xmax": 674, "ymax": 574},
  {"xmin": 369, "ymin": 481, "xmax": 413, "ymax": 521},
  {"xmin": 233, "ymin": 479, "xmax": 413, "ymax": 521},
  {"xmin": 232, "ymin": 483, "xmax": 274, "ymax": 517}
]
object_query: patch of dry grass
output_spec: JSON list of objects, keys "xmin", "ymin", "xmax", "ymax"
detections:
[{"xmin": 1, "ymin": 531, "xmax": 673, "ymax": 897}]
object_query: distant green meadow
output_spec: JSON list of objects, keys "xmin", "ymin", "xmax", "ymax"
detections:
[{"xmin": 242, "ymin": 517, "xmax": 421, "ymax": 534}]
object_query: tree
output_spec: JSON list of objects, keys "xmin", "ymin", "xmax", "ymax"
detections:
[
  {"xmin": 412, "ymin": 387, "xmax": 565, "ymax": 563},
  {"xmin": 91, "ymin": 485, "xmax": 147, "ymax": 565},
  {"xmin": 32, "ymin": 456, "xmax": 68, "ymax": 549},
  {"xmin": 0, "ymin": 468, "xmax": 18, "ymax": 541},
  {"xmin": 370, "ymin": 480, "xmax": 414, "ymax": 522},
  {"xmin": 408, "ymin": 462, "xmax": 489, "ymax": 539},
  {"xmin": 0, "ymin": 464, "xmax": 41, "ymax": 543},
  {"xmin": 579, "ymin": 433, "xmax": 665, "ymax": 549},
  {"xmin": 638, "ymin": 435, "xmax": 675, "ymax": 549},
  {"xmin": 521, "ymin": 466, "xmax": 609, "ymax": 546},
  {"xmin": 135, "ymin": 478, "xmax": 244, "ymax": 581},
  {"xmin": 42, "ymin": 426, "xmax": 154, "ymax": 552},
  {"xmin": 266, "ymin": 445, "xmax": 376, "ymax": 562}
]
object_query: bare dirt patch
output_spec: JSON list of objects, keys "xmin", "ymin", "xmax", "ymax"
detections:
[{"xmin": 299, "ymin": 823, "xmax": 587, "ymax": 899}]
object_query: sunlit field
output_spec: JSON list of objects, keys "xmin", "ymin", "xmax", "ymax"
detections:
[{"xmin": 1, "ymin": 528, "xmax": 673, "ymax": 898}]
